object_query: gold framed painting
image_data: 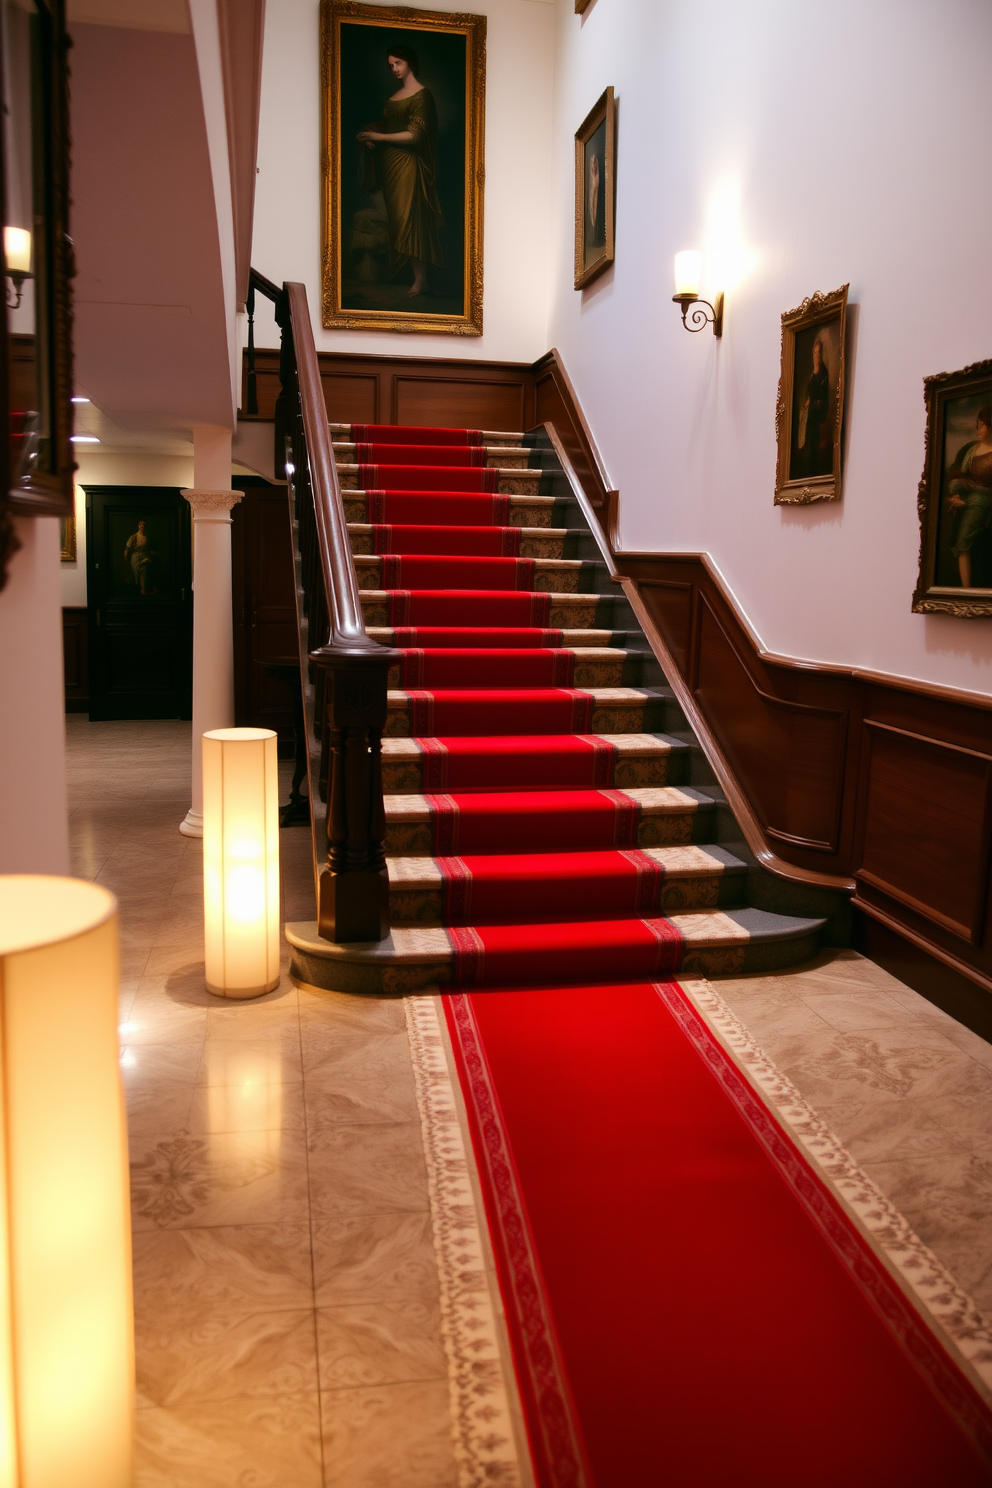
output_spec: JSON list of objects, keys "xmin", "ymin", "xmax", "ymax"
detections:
[
  {"xmin": 320, "ymin": 0, "xmax": 486, "ymax": 336},
  {"xmin": 774, "ymin": 285, "xmax": 849, "ymax": 505},
  {"xmin": 574, "ymin": 87, "xmax": 615, "ymax": 290},
  {"xmin": 59, "ymin": 508, "xmax": 76, "ymax": 561},
  {"xmin": 912, "ymin": 358, "xmax": 992, "ymax": 617}
]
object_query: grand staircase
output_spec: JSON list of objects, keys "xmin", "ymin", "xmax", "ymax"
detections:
[{"xmin": 287, "ymin": 421, "xmax": 832, "ymax": 994}]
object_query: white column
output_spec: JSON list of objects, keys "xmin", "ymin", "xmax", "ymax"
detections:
[{"xmin": 179, "ymin": 426, "xmax": 241, "ymax": 837}]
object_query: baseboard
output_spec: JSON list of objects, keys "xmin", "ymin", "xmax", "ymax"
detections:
[{"xmin": 852, "ymin": 905, "xmax": 992, "ymax": 1045}]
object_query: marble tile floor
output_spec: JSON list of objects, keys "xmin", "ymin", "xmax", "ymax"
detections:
[{"xmin": 65, "ymin": 716, "xmax": 992, "ymax": 1484}]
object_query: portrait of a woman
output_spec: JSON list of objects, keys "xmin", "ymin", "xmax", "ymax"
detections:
[
  {"xmin": 945, "ymin": 403, "xmax": 992, "ymax": 588},
  {"xmin": 356, "ymin": 46, "xmax": 444, "ymax": 298}
]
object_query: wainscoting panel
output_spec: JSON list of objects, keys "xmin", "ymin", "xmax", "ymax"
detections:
[{"xmin": 857, "ymin": 722, "xmax": 992, "ymax": 947}]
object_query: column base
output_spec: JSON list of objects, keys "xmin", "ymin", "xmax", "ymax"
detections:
[{"xmin": 179, "ymin": 809, "xmax": 203, "ymax": 838}]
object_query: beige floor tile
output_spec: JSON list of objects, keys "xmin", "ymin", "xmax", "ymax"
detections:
[
  {"xmin": 124, "ymin": 1080, "xmax": 196, "ymax": 1138},
  {"xmin": 306, "ymin": 1124, "xmax": 429, "ymax": 1218},
  {"xmin": 132, "ymin": 1224, "xmax": 315, "ymax": 1317},
  {"xmin": 135, "ymin": 1392, "xmax": 323, "ymax": 1488},
  {"xmin": 813, "ymin": 1096, "xmax": 966, "ymax": 1162},
  {"xmin": 319, "ymin": 1380, "xmax": 457, "ymax": 1488},
  {"xmin": 130, "ymin": 1127, "xmax": 311, "ymax": 1230},
  {"xmin": 302, "ymin": 1030, "xmax": 420, "ymax": 1128},
  {"xmin": 186, "ymin": 1078, "xmax": 308, "ymax": 1135},
  {"xmin": 312, "ymin": 1213, "xmax": 437, "ymax": 1310},
  {"xmin": 316, "ymin": 1302, "xmax": 445, "ymax": 1390},
  {"xmin": 298, "ymin": 987, "xmax": 407, "ymax": 1034},
  {"xmin": 137, "ymin": 1307, "xmax": 319, "ymax": 1407}
]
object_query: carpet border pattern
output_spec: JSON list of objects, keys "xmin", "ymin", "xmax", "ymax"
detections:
[
  {"xmin": 405, "ymin": 995, "xmax": 526, "ymax": 1488},
  {"xmin": 670, "ymin": 977, "xmax": 992, "ymax": 1458}
]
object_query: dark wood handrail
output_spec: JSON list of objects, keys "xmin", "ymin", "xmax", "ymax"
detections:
[{"xmin": 264, "ymin": 273, "xmax": 398, "ymax": 943}]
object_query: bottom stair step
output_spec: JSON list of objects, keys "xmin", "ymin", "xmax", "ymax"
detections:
[{"xmin": 286, "ymin": 906, "xmax": 828, "ymax": 996}]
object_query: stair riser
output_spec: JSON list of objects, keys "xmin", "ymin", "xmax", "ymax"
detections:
[
  {"xmin": 385, "ymin": 658, "xmax": 631, "ymax": 689},
  {"xmin": 337, "ymin": 469, "xmax": 543, "ymax": 495},
  {"xmin": 354, "ymin": 559, "xmax": 584, "ymax": 593},
  {"xmin": 349, "ymin": 531, "xmax": 566, "ymax": 559},
  {"xmin": 382, "ymin": 755, "xmax": 681, "ymax": 794},
  {"xmin": 361, "ymin": 595, "xmax": 604, "ymax": 627},
  {"xmin": 334, "ymin": 449, "xmax": 532, "ymax": 470},
  {"xmin": 389, "ymin": 873, "xmax": 743, "ymax": 926},
  {"xmin": 384, "ymin": 811, "xmax": 712, "ymax": 855},
  {"xmin": 343, "ymin": 496, "xmax": 558, "ymax": 527},
  {"xmin": 383, "ymin": 700, "xmax": 665, "ymax": 738}
]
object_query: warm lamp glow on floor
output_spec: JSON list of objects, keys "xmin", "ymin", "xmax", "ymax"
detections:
[
  {"xmin": 0, "ymin": 875, "xmax": 134, "ymax": 1488},
  {"xmin": 202, "ymin": 728, "xmax": 281, "ymax": 999}
]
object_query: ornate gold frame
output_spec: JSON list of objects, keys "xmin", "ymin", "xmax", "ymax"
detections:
[
  {"xmin": 573, "ymin": 86, "xmax": 615, "ymax": 291},
  {"xmin": 59, "ymin": 507, "xmax": 75, "ymax": 561},
  {"xmin": 912, "ymin": 357, "xmax": 992, "ymax": 618},
  {"xmin": 320, "ymin": 0, "xmax": 486, "ymax": 336},
  {"xmin": 774, "ymin": 285, "xmax": 848, "ymax": 506}
]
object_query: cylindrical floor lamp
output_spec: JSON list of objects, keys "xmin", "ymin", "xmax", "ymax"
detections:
[
  {"xmin": 0, "ymin": 875, "xmax": 133, "ymax": 1487},
  {"xmin": 202, "ymin": 727, "xmax": 281, "ymax": 998}
]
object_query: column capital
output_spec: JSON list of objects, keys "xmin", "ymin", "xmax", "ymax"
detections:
[{"xmin": 182, "ymin": 488, "xmax": 244, "ymax": 522}]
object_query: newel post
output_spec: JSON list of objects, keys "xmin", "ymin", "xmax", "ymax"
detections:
[{"xmin": 312, "ymin": 647, "xmax": 394, "ymax": 942}]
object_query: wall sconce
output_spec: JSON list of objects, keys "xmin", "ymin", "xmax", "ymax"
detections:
[
  {"xmin": 0, "ymin": 875, "xmax": 134, "ymax": 1487},
  {"xmin": 672, "ymin": 250, "xmax": 723, "ymax": 337},
  {"xmin": 203, "ymin": 727, "xmax": 281, "ymax": 999},
  {"xmin": 4, "ymin": 227, "xmax": 32, "ymax": 310}
]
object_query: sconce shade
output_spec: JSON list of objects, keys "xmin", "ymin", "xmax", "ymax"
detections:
[
  {"xmin": 674, "ymin": 250, "xmax": 702, "ymax": 298},
  {"xmin": 0, "ymin": 875, "xmax": 133, "ymax": 1488},
  {"xmin": 202, "ymin": 728, "xmax": 280, "ymax": 999},
  {"xmin": 3, "ymin": 229, "xmax": 31, "ymax": 276}
]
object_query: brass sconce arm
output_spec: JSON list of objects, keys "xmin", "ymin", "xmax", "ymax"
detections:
[{"xmin": 672, "ymin": 291, "xmax": 724, "ymax": 337}]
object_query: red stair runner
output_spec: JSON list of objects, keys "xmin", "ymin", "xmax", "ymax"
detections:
[{"xmin": 344, "ymin": 422, "xmax": 992, "ymax": 1481}]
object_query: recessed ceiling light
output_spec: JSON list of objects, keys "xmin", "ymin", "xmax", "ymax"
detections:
[
  {"xmin": 70, "ymin": 435, "xmax": 100, "ymax": 443},
  {"xmin": 71, "ymin": 396, "xmax": 90, "ymax": 404}
]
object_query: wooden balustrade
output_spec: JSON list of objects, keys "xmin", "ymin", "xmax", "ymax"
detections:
[{"xmin": 251, "ymin": 270, "xmax": 399, "ymax": 942}]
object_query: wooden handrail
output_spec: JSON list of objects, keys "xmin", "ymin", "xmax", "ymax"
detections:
[{"xmin": 268, "ymin": 275, "xmax": 399, "ymax": 943}]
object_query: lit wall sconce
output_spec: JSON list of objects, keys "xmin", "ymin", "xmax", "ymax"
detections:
[
  {"xmin": 203, "ymin": 727, "xmax": 281, "ymax": 999},
  {"xmin": 4, "ymin": 227, "xmax": 32, "ymax": 310},
  {"xmin": 0, "ymin": 875, "xmax": 134, "ymax": 1487},
  {"xmin": 672, "ymin": 249, "xmax": 723, "ymax": 337}
]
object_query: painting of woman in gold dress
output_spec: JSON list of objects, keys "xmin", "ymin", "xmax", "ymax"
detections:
[{"xmin": 322, "ymin": 2, "xmax": 486, "ymax": 336}]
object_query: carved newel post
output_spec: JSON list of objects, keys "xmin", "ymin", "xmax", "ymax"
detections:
[
  {"xmin": 180, "ymin": 488, "xmax": 244, "ymax": 837},
  {"xmin": 313, "ymin": 648, "xmax": 396, "ymax": 942}
]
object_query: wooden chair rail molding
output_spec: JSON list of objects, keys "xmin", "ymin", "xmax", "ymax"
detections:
[{"xmin": 238, "ymin": 337, "xmax": 992, "ymax": 1013}]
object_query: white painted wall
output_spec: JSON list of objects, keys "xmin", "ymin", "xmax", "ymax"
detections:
[
  {"xmin": 547, "ymin": 0, "xmax": 992, "ymax": 694},
  {"xmin": 0, "ymin": 519, "xmax": 70, "ymax": 874},
  {"xmin": 250, "ymin": 0, "xmax": 556, "ymax": 361}
]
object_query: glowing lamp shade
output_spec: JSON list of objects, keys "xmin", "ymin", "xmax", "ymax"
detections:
[
  {"xmin": 0, "ymin": 875, "xmax": 134, "ymax": 1488},
  {"xmin": 674, "ymin": 250, "xmax": 702, "ymax": 298},
  {"xmin": 3, "ymin": 229, "xmax": 30, "ymax": 276},
  {"xmin": 202, "ymin": 728, "xmax": 280, "ymax": 998}
]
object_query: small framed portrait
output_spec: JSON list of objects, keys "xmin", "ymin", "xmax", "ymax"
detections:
[
  {"xmin": 320, "ymin": 0, "xmax": 486, "ymax": 337},
  {"xmin": 59, "ymin": 509, "xmax": 76, "ymax": 562},
  {"xmin": 574, "ymin": 87, "xmax": 615, "ymax": 291},
  {"xmin": 774, "ymin": 285, "xmax": 849, "ymax": 505},
  {"xmin": 912, "ymin": 359, "xmax": 992, "ymax": 617}
]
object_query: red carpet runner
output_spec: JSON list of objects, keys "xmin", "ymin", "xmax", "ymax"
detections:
[
  {"xmin": 338, "ymin": 421, "xmax": 992, "ymax": 1483},
  {"xmin": 445, "ymin": 984, "xmax": 992, "ymax": 1488}
]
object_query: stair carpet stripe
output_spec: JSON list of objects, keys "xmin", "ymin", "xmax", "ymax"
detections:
[{"xmin": 298, "ymin": 423, "xmax": 826, "ymax": 992}]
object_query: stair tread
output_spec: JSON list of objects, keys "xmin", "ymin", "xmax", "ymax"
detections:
[
  {"xmin": 329, "ymin": 424, "xmax": 524, "ymax": 442},
  {"xmin": 369, "ymin": 627, "xmax": 626, "ymax": 647},
  {"xmin": 383, "ymin": 785, "xmax": 716, "ymax": 821},
  {"xmin": 348, "ymin": 523, "xmax": 571, "ymax": 538},
  {"xmin": 382, "ymin": 731, "xmax": 686, "ymax": 756},
  {"xmin": 387, "ymin": 844, "xmax": 746, "ymax": 881},
  {"xmin": 335, "ymin": 444, "xmax": 525, "ymax": 456}
]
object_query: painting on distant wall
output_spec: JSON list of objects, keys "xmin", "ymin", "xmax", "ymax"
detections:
[
  {"xmin": 913, "ymin": 358, "xmax": 992, "ymax": 617},
  {"xmin": 774, "ymin": 285, "xmax": 849, "ymax": 505},
  {"xmin": 574, "ymin": 86, "xmax": 615, "ymax": 290},
  {"xmin": 320, "ymin": 0, "xmax": 486, "ymax": 337}
]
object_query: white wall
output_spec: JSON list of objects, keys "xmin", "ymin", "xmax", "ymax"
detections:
[
  {"xmin": 0, "ymin": 519, "xmax": 70, "ymax": 874},
  {"xmin": 250, "ymin": 0, "xmax": 556, "ymax": 362},
  {"xmin": 547, "ymin": 0, "xmax": 992, "ymax": 694}
]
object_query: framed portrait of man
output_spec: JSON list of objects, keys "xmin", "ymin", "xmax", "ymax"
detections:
[
  {"xmin": 774, "ymin": 285, "xmax": 849, "ymax": 505},
  {"xmin": 574, "ymin": 87, "xmax": 615, "ymax": 290},
  {"xmin": 913, "ymin": 358, "xmax": 992, "ymax": 617},
  {"xmin": 320, "ymin": 0, "xmax": 486, "ymax": 336}
]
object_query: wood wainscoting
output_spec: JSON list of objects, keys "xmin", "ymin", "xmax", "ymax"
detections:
[
  {"xmin": 237, "ymin": 343, "xmax": 992, "ymax": 1032},
  {"xmin": 62, "ymin": 606, "xmax": 89, "ymax": 711}
]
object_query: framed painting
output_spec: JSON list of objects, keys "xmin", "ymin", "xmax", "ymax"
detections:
[
  {"xmin": 912, "ymin": 358, "xmax": 992, "ymax": 617},
  {"xmin": 574, "ymin": 86, "xmax": 615, "ymax": 290},
  {"xmin": 59, "ymin": 507, "xmax": 75, "ymax": 561},
  {"xmin": 320, "ymin": 0, "xmax": 486, "ymax": 336},
  {"xmin": 774, "ymin": 285, "xmax": 849, "ymax": 505}
]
